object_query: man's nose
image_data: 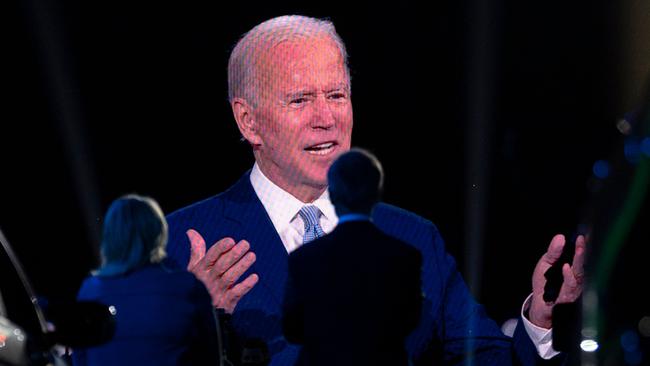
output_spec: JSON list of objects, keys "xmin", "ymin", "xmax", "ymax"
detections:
[{"xmin": 310, "ymin": 96, "xmax": 335, "ymax": 129}]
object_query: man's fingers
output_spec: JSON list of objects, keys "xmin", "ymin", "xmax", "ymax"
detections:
[
  {"xmin": 220, "ymin": 252, "xmax": 257, "ymax": 288},
  {"xmin": 226, "ymin": 273, "xmax": 259, "ymax": 307},
  {"xmin": 557, "ymin": 263, "xmax": 581, "ymax": 303},
  {"xmin": 542, "ymin": 234, "xmax": 566, "ymax": 265},
  {"xmin": 204, "ymin": 237, "xmax": 237, "ymax": 266},
  {"xmin": 571, "ymin": 235, "xmax": 586, "ymax": 280},
  {"xmin": 213, "ymin": 240, "xmax": 251, "ymax": 275},
  {"xmin": 556, "ymin": 235, "xmax": 586, "ymax": 304},
  {"xmin": 186, "ymin": 229, "xmax": 206, "ymax": 271},
  {"xmin": 186, "ymin": 236, "xmax": 257, "ymax": 313}
]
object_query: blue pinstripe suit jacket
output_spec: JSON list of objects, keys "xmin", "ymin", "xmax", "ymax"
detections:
[{"xmin": 166, "ymin": 171, "xmax": 551, "ymax": 365}]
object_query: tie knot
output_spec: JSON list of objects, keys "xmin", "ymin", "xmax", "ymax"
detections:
[
  {"xmin": 298, "ymin": 205, "xmax": 325, "ymax": 244},
  {"xmin": 298, "ymin": 205, "xmax": 321, "ymax": 231}
]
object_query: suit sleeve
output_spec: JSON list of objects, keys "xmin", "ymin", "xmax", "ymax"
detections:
[
  {"xmin": 418, "ymin": 225, "xmax": 565, "ymax": 365},
  {"xmin": 423, "ymin": 225, "xmax": 512, "ymax": 365}
]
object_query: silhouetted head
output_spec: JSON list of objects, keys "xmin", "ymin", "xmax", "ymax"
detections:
[
  {"xmin": 96, "ymin": 194, "xmax": 167, "ymax": 277},
  {"xmin": 327, "ymin": 148, "xmax": 384, "ymax": 216}
]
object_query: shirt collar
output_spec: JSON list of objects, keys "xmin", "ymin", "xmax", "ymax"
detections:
[
  {"xmin": 250, "ymin": 163, "xmax": 338, "ymax": 230},
  {"xmin": 311, "ymin": 189, "xmax": 337, "ymax": 224}
]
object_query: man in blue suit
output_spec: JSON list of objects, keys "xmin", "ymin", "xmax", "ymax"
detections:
[{"xmin": 166, "ymin": 15, "xmax": 586, "ymax": 365}]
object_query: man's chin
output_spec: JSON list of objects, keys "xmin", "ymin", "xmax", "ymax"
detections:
[
  {"xmin": 280, "ymin": 174, "xmax": 326, "ymax": 203},
  {"xmin": 304, "ymin": 175, "xmax": 328, "ymax": 190},
  {"xmin": 300, "ymin": 171, "xmax": 329, "ymax": 190}
]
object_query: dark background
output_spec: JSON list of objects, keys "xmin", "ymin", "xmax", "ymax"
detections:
[{"xmin": 3, "ymin": 0, "xmax": 649, "ymax": 363}]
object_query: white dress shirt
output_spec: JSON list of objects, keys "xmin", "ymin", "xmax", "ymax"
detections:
[
  {"xmin": 249, "ymin": 163, "xmax": 338, "ymax": 253},
  {"xmin": 521, "ymin": 294, "xmax": 560, "ymax": 359},
  {"xmin": 249, "ymin": 162, "xmax": 557, "ymax": 359}
]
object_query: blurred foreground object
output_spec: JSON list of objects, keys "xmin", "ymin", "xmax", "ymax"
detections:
[{"xmin": 1, "ymin": 227, "xmax": 115, "ymax": 365}]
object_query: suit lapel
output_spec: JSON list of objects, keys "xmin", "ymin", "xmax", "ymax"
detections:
[{"xmin": 221, "ymin": 171, "xmax": 289, "ymax": 306}]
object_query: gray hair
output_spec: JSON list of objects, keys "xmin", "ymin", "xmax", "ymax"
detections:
[{"xmin": 227, "ymin": 15, "xmax": 350, "ymax": 106}]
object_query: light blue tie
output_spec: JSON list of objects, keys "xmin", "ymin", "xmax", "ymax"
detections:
[{"xmin": 298, "ymin": 205, "xmax": 325, "ymax": 244}]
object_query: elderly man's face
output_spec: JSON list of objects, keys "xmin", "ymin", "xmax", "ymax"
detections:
[{"xmin": 252, "ymin": 35, "xmax": 353, "ymax": 197}]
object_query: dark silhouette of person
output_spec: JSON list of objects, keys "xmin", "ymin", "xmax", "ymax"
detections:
[{"xmin": 282, "ymin": 149, "xmax": 422, "ymax": 366}]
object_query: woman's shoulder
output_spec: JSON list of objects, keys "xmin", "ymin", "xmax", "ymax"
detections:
[
  {"xmin": 129, "ymin": 261, "xmax": 198, "ymax": 286},
  {"xmin": 79, "ymin": 261, "xmax": 198, "ymax": 294}
]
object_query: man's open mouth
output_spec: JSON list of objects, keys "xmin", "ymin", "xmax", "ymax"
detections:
[{"xmin": 304, "ymin": 142, "xmax": 337, "ymax": 155}]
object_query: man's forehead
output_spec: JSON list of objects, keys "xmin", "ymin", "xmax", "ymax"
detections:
[
  {"xmin": 256, "ymin": 36, "xmax": 347, "ymax": 86},
  {"xmin": 269, "ymin": 36, "xmax": 340, "ymax": 61}
]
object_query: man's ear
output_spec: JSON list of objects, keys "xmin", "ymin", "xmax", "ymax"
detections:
[{"xmin": 231, "ymin": 98, "xmax": 262, "ymax": 146}]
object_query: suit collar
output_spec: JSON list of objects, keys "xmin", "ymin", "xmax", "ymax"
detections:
[
  {"xmin": 220, "ymin": 170, "xmax": 263, "ymax": 225},
  {"xmin": 220, "ymin": 170, "xmax": 290, "ymax": 305}
]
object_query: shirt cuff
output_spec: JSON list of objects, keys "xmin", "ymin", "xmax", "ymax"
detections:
[{"xmin": 521, "ymin": 293, "xmax": 561, "ymax": 360}]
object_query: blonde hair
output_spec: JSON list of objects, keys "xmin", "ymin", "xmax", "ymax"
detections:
[{"xmin": 96, "ymin": 194, "xmax": 167, "ymax": 276}]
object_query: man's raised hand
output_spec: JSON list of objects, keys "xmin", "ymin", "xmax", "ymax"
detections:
[
  {"xmin": 186, "ymin": 229, "xmax": 259, "ymax": 313},
  {"xmin": 529, "ymin": 234, "xmax": 586, "ymax": 329}
]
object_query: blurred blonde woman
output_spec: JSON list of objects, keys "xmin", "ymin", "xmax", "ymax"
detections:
[{"xmin": 73, "ymin": 195, "xmax": 220, "ymax": 366}]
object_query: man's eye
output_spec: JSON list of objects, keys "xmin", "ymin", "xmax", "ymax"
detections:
[
  {"xmin": 289, "ymin": 97, "xmax": 307, "ymax": 106},
  {"xmin": 328, "ymin": 92, "xmax": 347, "ymax": 100}
]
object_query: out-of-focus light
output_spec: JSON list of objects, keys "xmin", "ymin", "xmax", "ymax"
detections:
[
  {"xmin": 621, "ymin": 330, "xmax": 639, "ymax": 352},
  {"xmin": 592, "ymin": 160, "xmax": 610, "ymax": 179},
  {"xmin": 624, "ymin": 138, "xmax": 641, "ymax": 164},
  {"xmin": 582, "ymin": 326, "xmax": 598, "ymax": 338},
  {"xmin": 580, "ymin": 339, "xmax": 599, "ymax": 352},
  {"xmin": 639, "ymin": 316, "xmax": 650, "ymax": 337},
  {"xmin": 624, "ymin": 349, "xmax": 643, "ymax": 365},
  {"xmin": 501, "ymin": 318, "xmax": 518, "ymax": 337},
  {"xmin": 109, "ymin": 305, "xmax": 117, "ymax": 315},
  {"xmin": 641, "ymin": 137, "xmax": 650, "ymax": 158},
  {"xmin": 13, "ymin": 328, "xmax": 25, "ymax": 342},
  {"xmin": 617, "ymin": 119, "xmax": 632, "ymax": 135}
]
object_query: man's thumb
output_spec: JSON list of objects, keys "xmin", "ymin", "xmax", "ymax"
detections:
[{"xmin": 186, "ymin": 229, "xmax": 206, "ymax": 269}]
